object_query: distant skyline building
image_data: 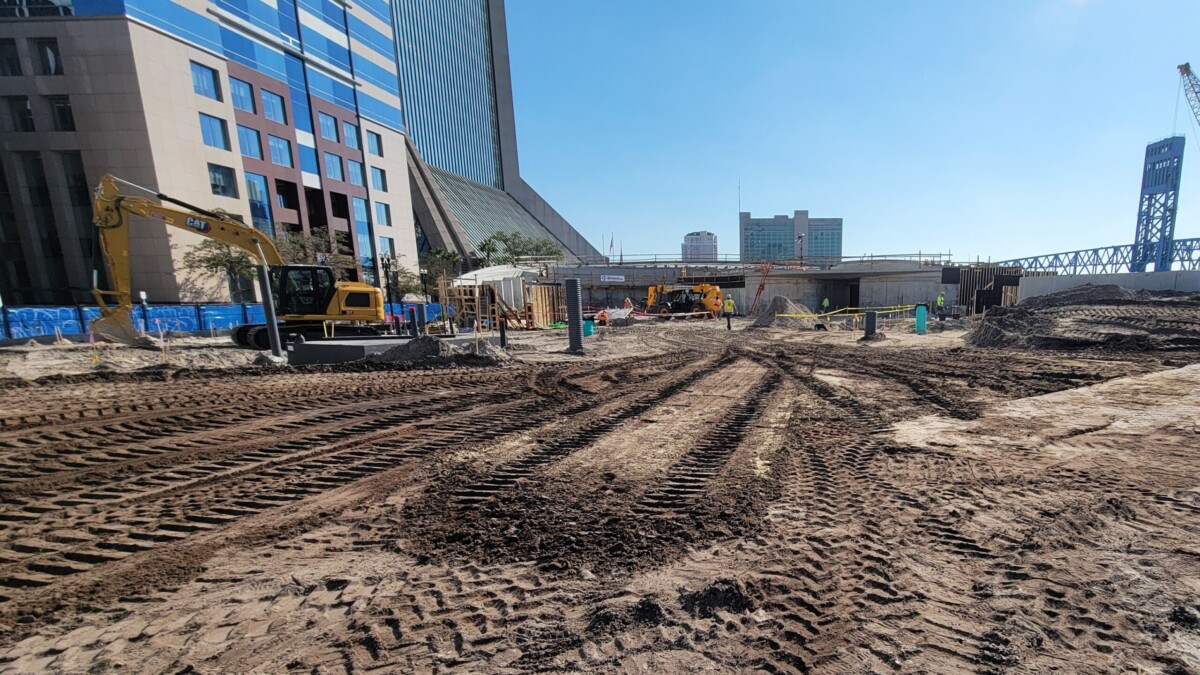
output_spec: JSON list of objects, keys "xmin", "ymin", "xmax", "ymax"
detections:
[
  {"xmin": 806, "ymin": 217, "xmax": 844, "ymax": 259},
  {"xmin": 739, "ymin": 211, "xmax": 842, "ymax": 262},
  {"xmin": 681, "ymin": 230, "xmax": 718, "ymax": 261}
]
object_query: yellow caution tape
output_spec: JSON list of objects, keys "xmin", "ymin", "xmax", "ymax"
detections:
[{"xmin": 775, "ymin": 304, "xmax": 918, "ymax": 319}]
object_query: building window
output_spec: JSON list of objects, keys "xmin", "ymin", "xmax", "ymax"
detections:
[
  {"xmin": 330, "ymin": 191, "xmax": 349, "ymax": 219},
  {"xmin": 375, "ymin": 201, "xmax": 390, "ymax": 227},
  {"xmin": 59, "ymin": 150, "xmax": 96, "ymax": 258},
  {"xmin": 318, "ymin": 112, "xmax": 339, "ymax": 142},
  {"xmin": 237, "ymin": 125, "xmax": 262, "ymax": 160},
  {"xmin": 343, "ymin": 122, "xmax": 359, "ymax": 149},
  {"xmin": 32, "ymin": 39, "xmax": 62, "ymax": 76},
  {"xmin": 366, "ymin": 130, "xmax": 382, "ymax": 157},
  {"xmin": 230, "ymin": 77, "xmax": 255, "ymax": 113},
  {"xmin": 261, "ymin": 89, "xmax": 286, "ymax": 124},
  {"xmin": 370, "ymin": 166, "xmax": 387, "ymax": 191},
  {"xmin": 48, "ymin": 95, "xmax": 74, "ymax": 131},
  {"xmin": 352, "ymin": 197, "xmax": 376, "ymax": 284},
  {"xmin": 268, "ymin": 135, "xmax": 293, "ymax": 167},
  {"xmin": 299, "ymin": 145, "xmax": 319, "ymax": 174},
  {"xmin": 275, "ymin": 179, "xmax": 300, "ymax": 210},
  {"xmin": 208, "ymin": 163, "xmax": 237, "ymax": 198},
  {"xmin": 244, "ymin": 172, "xmax": 274, "ymax": 237},
  {"xmin": 199, "ymin": 113, "xmax": 231, "ymax": 150},
  {"xmin": 347, "ymin": 159, "xmax": 364, "ymax": 187},
  {"xmin": 0, "ymin": 39, "xmax": 20, "ymax": 76},
  {"xmin": 6, "ymin": 96, "xmax": 33, "ymax": 132},
  {"xmin": 378, "ymin": 236, "xmax": 394, "ymax": 258},
  {"xmin": 324, "ymin": 152, "xmax": 343, "ymax": 181},
  {"xmin": 190, "ymin": 61, "xmax": 221, "ymax": 101}
]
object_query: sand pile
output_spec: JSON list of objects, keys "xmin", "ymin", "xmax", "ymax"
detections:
[
  {"xmin": 967, "ymin": 284, "xmax": 1200, "ymax": 351},
  {"xmin": 368, "ymin": 336, "xmax": 511, "ymax": 366},
  {"xmin": 749, "ymin": 296, "xmax": 816, "ymax": 329},
  {"xmin": 371, "ymin": 336, "xmax": 465, "ymax": 363}
]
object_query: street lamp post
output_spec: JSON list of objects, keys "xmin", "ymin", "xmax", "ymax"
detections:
[{"xmin": 381, "ymin": 256, "xmax": 399, "ymax": 334}]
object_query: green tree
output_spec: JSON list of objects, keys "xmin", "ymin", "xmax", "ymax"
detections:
[
  {"xmin": 182, "ymin": 228, "xmax": 363, "ymax": 302},
  {"xmin": 180, "ymin": 239, "xmax": 256, "ymax": 302},
  {"xmin": 380, "ymin": 257, "xmax": 424, "ymax": 300},
  {"xmin": 421, "ymin": 248, "xmax": 461, "ymax": 282},
  {"xmin": 274, "ymin": 228, "xmax": 357, "ymax": 279},
  {"xmin": 475, "ymin": 232, "xmax": 563, "ymax": 266}
]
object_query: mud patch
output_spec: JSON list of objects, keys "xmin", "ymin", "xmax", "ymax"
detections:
[{"xmin": 679, "ymin": 578, "xmax": 754, "ymax": 618}]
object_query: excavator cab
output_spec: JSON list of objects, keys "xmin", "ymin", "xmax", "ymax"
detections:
[{"xmin": 273, "ymin": 265, "xmax": 336, "ymax": 317}]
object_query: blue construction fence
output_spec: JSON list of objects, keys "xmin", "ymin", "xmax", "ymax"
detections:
[{"xmin": 0, "ymin": 303, "xmax": 444, "ymax": 340}]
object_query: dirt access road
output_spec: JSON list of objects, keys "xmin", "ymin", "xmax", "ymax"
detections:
[{"xmin": 1, "ymin": 322, "xmax": 1199, "ymax": 673}]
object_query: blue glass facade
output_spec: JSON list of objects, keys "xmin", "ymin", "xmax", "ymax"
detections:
[
  {"xmin": 74, "ymin": 1, "xmax": 404, "ymax": 133},
  {"xmin": 65, "ymin": 0, "xmax": 408, "ymax": 282},
  {"xmin": 244, "ymin": 173, "xmax": 274, "ymax": 237},
  {"xmin": 394, "ymin": 0, "xmax": 503, "ymax": 189},
  {"xmin": 352, "ymin": 197, "xmax": 376, "ymax": 283}
]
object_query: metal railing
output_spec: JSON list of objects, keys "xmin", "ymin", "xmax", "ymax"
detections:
[
  {"xmin": 995, "ymin": 238, "xmax": 1200, "ymax": 274},
  {"xmin": 568, "ymin": 252, "xmax": 958, "ymax": 268}
]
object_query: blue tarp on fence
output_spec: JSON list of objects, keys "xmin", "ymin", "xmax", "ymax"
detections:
[
  {"xmin": 384, "ymin": 303, "xmax": 444, "ymax": 323},
  {"xmin": 1, "ymin": 303, "xmax": 443, "ymax": 339}
]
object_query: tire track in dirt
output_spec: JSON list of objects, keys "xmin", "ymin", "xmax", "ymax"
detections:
[
  {"xmin": 449, "ymin": 355, "xmax": 730, "ymax": 508},
  {"xmin": 0, "ymin": 352, "xmax": 710, "ymax": 639}
]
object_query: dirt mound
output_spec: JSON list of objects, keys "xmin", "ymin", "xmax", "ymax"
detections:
[
  {"xmin": 371, "ymin": 336, "xmax": 464, "ymax": 363},
  {"xmin": 968, "ymin": 285, "xmax": 1200, "ymax": 351},
  {"xmin": 679, "ymin": 578, "xmax": 755, "ymax": 618},
  {"xmin": 749, "ymin": 296, "xmax": 816, "ymax": 329},
  {"xmin": 858, "ymin": 330, "xmax": 887, "ymax": 343},
  {"xmin": 585, "ymin": 597, "xmax": 665, "ymax": 635},
  {"xmin": 474, "ymin": 340, "xmax": 512, "ymax": 362}
]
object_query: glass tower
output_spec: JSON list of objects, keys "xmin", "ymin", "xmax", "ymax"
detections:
[{"xmin": 393, "ymin": 0, "xmax": 504, "ymax": 189}]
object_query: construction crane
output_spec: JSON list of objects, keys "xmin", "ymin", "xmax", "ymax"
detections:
[{"xmin": 1180, "ymin": 63, "xmax": 1200, "ymax": 128}]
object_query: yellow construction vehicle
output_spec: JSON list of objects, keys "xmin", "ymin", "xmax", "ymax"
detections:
[
  {"xmin": 91, "ymin": 174, "xmax": 384, "ymax": 350},
  {"xmin": 643, "ymin": 283, "xmax": 724, "ymax": 317}
]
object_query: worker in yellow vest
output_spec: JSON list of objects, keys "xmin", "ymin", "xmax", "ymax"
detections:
[{"xmin": 723, "ymin": 296, "xmax": 736, "ymax": 331}]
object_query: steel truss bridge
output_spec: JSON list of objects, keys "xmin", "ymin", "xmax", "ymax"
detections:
[{"xmin": 996, "ymin": 238, "xmax": 1200, "ymax": 275}]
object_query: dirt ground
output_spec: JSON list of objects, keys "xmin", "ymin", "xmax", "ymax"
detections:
[
  {"xmin": 1, "ymin": 319, "xmax": 1200, "ymax": 673},
  {"xmin": 0, "ymin": 337, "xmax": 257, "ymax": 381}
]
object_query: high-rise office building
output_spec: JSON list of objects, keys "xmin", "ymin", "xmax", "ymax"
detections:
[
  {"xmin": 396, "ymin": 0, "xmax": 599, "ymax": 264},
  {"xmin": 681, "ymin": 230, "xmax": 718, "ymax": 261},
  {"xmin": 806, "ymin": 217, "xmax": 843, "ymax": 259},
  {"xmin": 739, "ymin": 211, "xmax": 842, "ymax": 262},
  {"xmin": 0, "ymin": 0, "xmax": 597, "ymax": 305}
]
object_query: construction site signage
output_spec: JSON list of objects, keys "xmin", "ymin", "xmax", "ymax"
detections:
[{"xmin": 600, "ymin": 275, "xmax": 626, "ymax": 282}]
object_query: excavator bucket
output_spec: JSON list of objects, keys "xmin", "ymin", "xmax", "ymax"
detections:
[{"xmin": 90, "ymin": 312, "xmax": 162, "ymax": 349}]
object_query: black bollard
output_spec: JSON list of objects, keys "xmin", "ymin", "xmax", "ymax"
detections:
[{"xmin": 499, "ymin": 316, "xmax": 508, "ymax": 348}]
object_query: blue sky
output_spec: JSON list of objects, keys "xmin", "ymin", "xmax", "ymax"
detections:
[{"xmin": 506, "ymin": 0, "xmax": 1200, "ymax": 261}]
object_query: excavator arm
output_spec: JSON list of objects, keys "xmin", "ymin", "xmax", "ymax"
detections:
[{"xmin": 91, "ymin": 173, "xmax": 284, "ymax": 345}]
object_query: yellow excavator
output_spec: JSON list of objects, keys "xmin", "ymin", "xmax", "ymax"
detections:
[
  {"xmin": 643, "ymin": 283, "xmax": 724, "ymax": 317},
  {"xmin": 91, "ymin": 174, "xmax": 384, "ymax": 351}
]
